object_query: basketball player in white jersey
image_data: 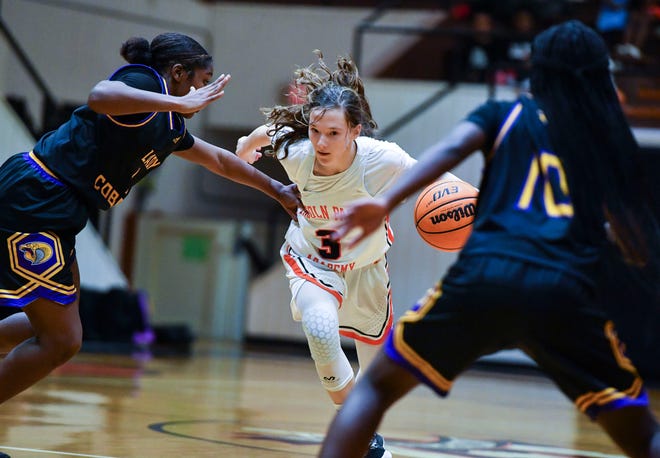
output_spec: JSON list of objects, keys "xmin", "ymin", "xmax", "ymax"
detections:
[{"xmin": 237, "ymin": 51, "xmax": 460, "ymax": 458}]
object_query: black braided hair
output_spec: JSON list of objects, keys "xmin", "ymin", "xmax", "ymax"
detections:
[{"xmin": 530, "ymin": 20, "xmax": 658, "ymax": 271}]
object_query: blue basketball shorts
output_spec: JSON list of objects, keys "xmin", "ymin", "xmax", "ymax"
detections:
[
  {"xmin": 385, "ymin": 255, "xmax": 650, "ymax": 420},
  {"xmin": 0, "ymin": 152, "xmax": 88, "ymax": 307}
]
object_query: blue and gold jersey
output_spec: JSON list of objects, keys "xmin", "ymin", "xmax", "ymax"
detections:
[
  {"xmin": 463, "ymin": 95, "xmax": 599, "ymax": 284},
  {"xmin": 32, "ymin": 64, "xmax": 194, "ymax": 210}
]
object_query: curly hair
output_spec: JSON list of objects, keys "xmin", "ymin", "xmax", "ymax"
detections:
[{"xmin": 262, "ymin": 50, "xmax": 377, "ymax": 158}]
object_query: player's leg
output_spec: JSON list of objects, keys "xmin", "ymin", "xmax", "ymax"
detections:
[
  {"xmin": 319, "ymin": 350, "xmax": 419, "ymax": 458},
  {"xmin": 0, "ymin": 259, "xmax": 82, "ymax": 404},
  {"xmin": 346, "ymin": 258, "xmax": 392, "ymax": 383},
  {"xmin": 354, "ymin": 339, "xmax": 381, "ymax": 381},
  {"xmin": 519, "ymin": 263, "xmax": 659, "ymax": 458},
  {"xmin": 596, "ymin": 406, "xmax": 660, "ymax": 458},
  {"xmin": 0, "ymin": 312, "xmax": 34, "ymax": 354},
  {"xmin": 295, "ymin": 282, "xmax": 355, "ymax": 404}
]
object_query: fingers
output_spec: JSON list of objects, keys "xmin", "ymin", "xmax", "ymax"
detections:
[
  {"xmin": 208, "ymin": 74, "xmax": 231, "ymax": 93},
  {"xmin": 329, "ymin": 212, "xmax": 358, "ymax": 242},
  {"xmin": 288, "ymin": 208, "xmax": 299, "ymax": 223},
  {"xmin": 217, "ymin": 73, "xmax": 231, "ymax": 89},
  {"xmin": 198, "ymin": 74, "xmax": 231, "ymax": 98},
  {"xmin": 330, "ymin": 220, "xmax": 366, "ymax": 250}
]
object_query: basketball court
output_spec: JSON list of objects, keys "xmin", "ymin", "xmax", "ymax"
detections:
[{"xmin": 0, "ymin": 341, "xmax": 656, "ymax": 457}]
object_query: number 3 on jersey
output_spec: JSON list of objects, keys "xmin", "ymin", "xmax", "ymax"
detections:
[
  {"xmin": 316, "ymin": 229, "xmax": 341, "ymax": 260},
  {"xmin": 517, "ymin": 151, "xmax": 573, "ymax": 217}
]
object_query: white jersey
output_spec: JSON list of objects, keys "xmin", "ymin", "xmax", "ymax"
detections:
[{"xmin": 278, "ymin": 136, "xmax": 416, "ymax": 271}]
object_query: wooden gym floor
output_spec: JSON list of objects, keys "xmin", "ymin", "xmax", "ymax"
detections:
[{"xmin": 0, "ymin": 341, "xmax": 657, "ymax": 458}]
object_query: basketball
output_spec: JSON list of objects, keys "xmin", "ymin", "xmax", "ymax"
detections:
[{"xmin": 414, "ymin": 179, "xmax": 478, "ymax": 252}]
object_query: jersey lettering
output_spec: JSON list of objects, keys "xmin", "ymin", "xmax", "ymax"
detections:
[
  {"xmin": 517, "ymin": 151, "xmax": 573, "ymax": 217},
  {"xmin": 302, "ymin": 205, "xmax": 330, "ymax": 220},
  {"xmin": 94, "ymin": 174, "xmax": 124, "ymax": 207},
  {"xmin": 141, "ymin": 150, "xmax": 161, "ymax": 170}
]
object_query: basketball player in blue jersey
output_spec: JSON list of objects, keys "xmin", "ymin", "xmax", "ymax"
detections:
[
  {"xmin": 319, "ymin": 20, "xmax": 660, "ymax": 458},
  {"xmin": 0, "ymin": 33, "xmax": 301, "ymax": 411}
]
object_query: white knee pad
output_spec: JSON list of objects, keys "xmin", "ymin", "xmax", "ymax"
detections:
[
  {"xmin": 315, "ymin": 353, "xmax": 354, "ymax": 392},
  {"xmin": 301, "ymin": 303, "xmax": 340, "ymax": 365},
  {"xmin": 301, "ymin": 305, "xmax": 353, "ymax": 391},
  {"xmin": 296, "ymin": 283, "xmax": 353, "ymax": 391}
]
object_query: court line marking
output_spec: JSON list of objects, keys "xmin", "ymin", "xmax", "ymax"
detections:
[
  {"xmin": 148, "ymin": 419, "xmax": 316, "ymax": 456},
  {"xmin": 0, "ymin": 446, "xmax": 118, "ymax": 458}
]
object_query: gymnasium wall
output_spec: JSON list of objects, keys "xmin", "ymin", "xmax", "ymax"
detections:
[
  {"xmin": 0, "ymin": 1, "xmax": 657, "ymax": 373},
  {"xmin": 0, "ymin": 0, "xmax": 447, "ymax": 259},
  {"xmin": 0, "ymin": 0, "xmax": 443, "ymax": 128}
]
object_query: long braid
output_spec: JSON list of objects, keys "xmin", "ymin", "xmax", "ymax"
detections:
[{"xmin": 530, "ymin": 20, "xmax": 658, "ymax": 272}]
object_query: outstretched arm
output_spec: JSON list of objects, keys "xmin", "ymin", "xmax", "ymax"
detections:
[
  {"xmin": 87, "ymin": 74, "xmax": 231, "ymax": 116},
  {"xmin": 235, "ymin": 125, "xmax": 272, "ymax": 164},
  {"xmin": 334, "ymin": 121, "xmax": 486, "ymax": 247},
  {"xmin": 174, "ymin": 136, "xmax": 302, "ymax": 220}
]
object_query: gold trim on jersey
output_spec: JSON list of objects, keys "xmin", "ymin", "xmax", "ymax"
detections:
[
  {"xmin": 604, "ymin": 320, "xmax": 638, "ymax": 374},
  {"xmin": 488, "ymin": 102, "xmax": 523, "ymax": 161},
  {"xmin": 162, "ymin": 75, "xmax": 176, "ymax": 130},
  {"xmin": 574, "ymin": 320, "xmax": 643, "ymax": 413},
  {"xmin": 106, "ymin": 111, "xmax": 158, "ymax": 128},
  {"xmin": 29, "ymin": 151, "xmax": 60, "ymax": 181},
  {"xmin": 106, "ymin": 74, "xmax": 170, "ymax": 128},
  {"xmin": 393, "ymin": 282, "xmax": 453, "ymax": 392},
  {"xmin": 575, "ymin": 377, "xmax": 644, "ymax": 413},
  {"xmin": 0, "ymin": 281, "xmax": 40, "ymax": 301}
]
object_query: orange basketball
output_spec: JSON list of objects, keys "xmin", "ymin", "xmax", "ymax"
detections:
[{"xmin": 414, "ymin": 179, "xmax": 478, "ymax": 252}]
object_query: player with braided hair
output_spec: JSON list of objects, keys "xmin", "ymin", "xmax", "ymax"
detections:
[
  {"xmin": 237, "ymin": 50, "xmax": 460, "ymax": 458},
  {"xmin": 319, "ymin": 20, "xmax": 660, "ymax": 458}
]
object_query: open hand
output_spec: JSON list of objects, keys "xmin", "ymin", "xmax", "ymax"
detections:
[{"xmin": 177, "ymin": 74, "xmax": 231, "ymax": 114}]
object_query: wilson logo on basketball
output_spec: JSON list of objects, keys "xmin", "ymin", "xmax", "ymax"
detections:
[{"xmin": 430, "ymin": 203, "xmax": 476, "ymax": 224}]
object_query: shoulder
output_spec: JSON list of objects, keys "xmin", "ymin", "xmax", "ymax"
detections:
[
  {"xmin": 465, "ymin": 98, "xmax": 522, "ymax": 140},
  {"xmin": 356, "ymin": 136, "xmax": 415, "ymax": 168},
  {"xmin": 467, "ymin": 98, "xmax": 517, "ymax": 123},
  {"xmin": 358, "ymin": 137, "xmax": 416, "ymax": 195},
  {"xmin": 108, "ymin": 64, "xmax": 164, "ymax": 94},
  {"xmin": 104, "ymin": 64, "xmax": 166, "ymax": 127}
]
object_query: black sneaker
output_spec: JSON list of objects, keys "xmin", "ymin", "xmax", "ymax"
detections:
[
  {"xmin": 0, "ymin": 452, "xmax": 10, "ymax": 457},
  {"xmin": 364, "ymin": 433, "xmax": 392, "ymax": 458}
]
